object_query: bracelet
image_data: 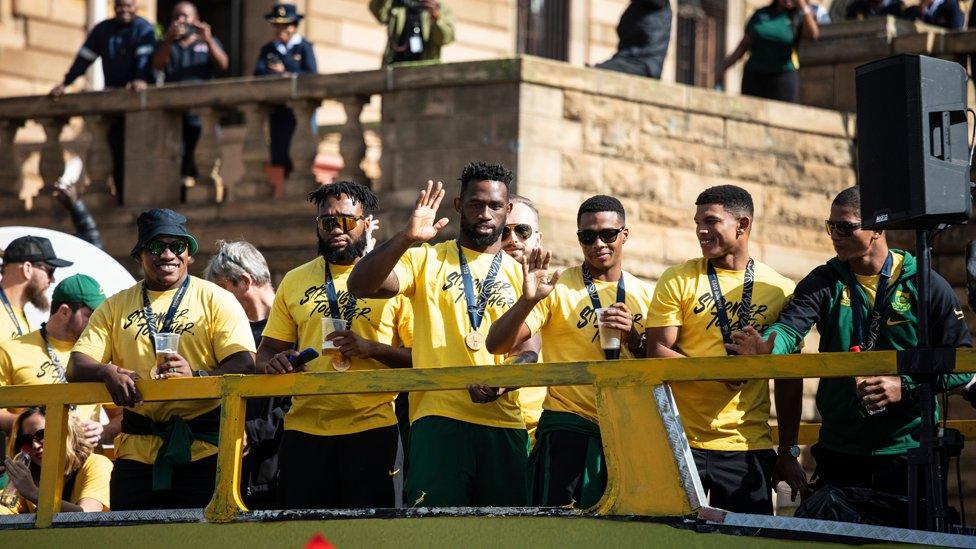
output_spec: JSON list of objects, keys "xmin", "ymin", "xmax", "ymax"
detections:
[{"xmin": 802, "ymin": 5, "xmax": 812, "ymax": 15}]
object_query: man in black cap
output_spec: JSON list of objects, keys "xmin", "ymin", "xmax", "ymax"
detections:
[
  {"xmin": 254, "ymin": 3, "xmax": 317, "ymax": 183},
  {"xmin": 68, "ymin": 208, "xmax": 256, "ymax": 510},
  {"xmin": 0, "ymin": 236, "xmax": 72, "ymax": 343}
]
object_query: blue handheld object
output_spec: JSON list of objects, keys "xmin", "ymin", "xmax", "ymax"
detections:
[{"xmin": 288, "ymin": 347, "xmax": 319, "ymax": 367}]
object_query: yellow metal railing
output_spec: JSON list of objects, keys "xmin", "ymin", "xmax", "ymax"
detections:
[{"xmin": 1, "ymin": 349, "xmax": 975, "ymax": 528}]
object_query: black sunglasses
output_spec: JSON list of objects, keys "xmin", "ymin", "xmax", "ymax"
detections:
[
  {"xmin": 32, "ymin": 263, "xmax": 55, "ymax": 277},
  {"xmin": 15, "ymin": 429, "xmax": 43, "ymax": 449},
  {"xmin": 503, "ymin": 223, "xmax": 535, "ymax": 240},
  {"xmin": 824, "ymin": 220, "xmax": 862, "ymax": 238},
  {"xmin": 146, "ymin": 239, "xmax": 189, "ymax": 256},
  {"xmin": 577, "ymin": 228, "xmax": 625, "ymax": 246},
  {"xmin": 316, "ymin": 214, "xmax": 365, "ymax": 233}
]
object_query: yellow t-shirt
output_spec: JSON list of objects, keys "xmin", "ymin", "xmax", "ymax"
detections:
[
  {"xmin": 16, "ymin": 453, "xmax": 113, "ymax": 513},
  {"xmin": 73, "ymin": 276, "xmax": 255, "ymax": 464},
  {"xmin": 0, "ymin": 329, "xmax": 101, "ymax": 422},
  {"xmin": 394, "ymin": 241, "xmax": 525, "ymax": 429},
  {"xmin": 647, "ymin": 258, "xmax": 795, "ymax": 451},
  {"xmin": 262, "ymin": 257, "xmax": 413, "ymax": 436},
  {"xmin": 0, "ymin": 303, "xmax": 31, "ymax": 344},
  {"xmin": 519, "ymin": 386, "xmax": 547, "ymax": 443},
  {"xmin": 852, "ymin": 252, "xmax": 905, "ymax": 306},
  {"xmin": 525, "ymin": 267, "xmax": 654, "ymax": 424}
]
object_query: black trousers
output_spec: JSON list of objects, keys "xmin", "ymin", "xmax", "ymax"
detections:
[
  {"xmin": 181, "ymin": 113, "xmax": 202, "ymax": 178},
  {"xmin": 741, "ymin": 69, "xmax": 799, "ymax": 103},
  {"xmin": 110, "ymin": 455, "xmax": 217, "ymax": 511},
  {"xmin": 538, "ymin": 430, "xmax": 607, "ymax": 507},
  {"xmin": 268, "ymin": 106, "xmax": 296, "ymax": 173},
  {"xmin": 276, "ymin": 425, "xmax": 399, "ymax": 509},
  {"xmin": 811, "ymin": 443, "xmax": 909, "ymax": 496},
  {"xmin": 692, "ymin": 448, "xmax": 777, "ymax": 515}
]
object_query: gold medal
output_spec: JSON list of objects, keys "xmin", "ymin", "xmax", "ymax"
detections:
[{"xmin": 465, "ymin": 331, "xmax": 484, "ymax": 351}]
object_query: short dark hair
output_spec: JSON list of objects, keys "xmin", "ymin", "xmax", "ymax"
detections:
[
  {"xmin": 695, "ymin": 185, "xmax": 754, "ymax": 217},
  {"xmin": 458, "ymin": 161, "xmax": 513, "ymax": 196},
  {"xmin": 832, "ymin": 186, "xmax": 860, "ymax": 211},
  {"xmin": 577, "ymin": 195, "xmax": 626, "ymax": 224},
  {"xmin": 307, "ymin": 180, "xmax": 378, "ymax": 212}
]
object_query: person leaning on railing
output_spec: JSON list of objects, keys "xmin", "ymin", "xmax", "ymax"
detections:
[
  {"xmin": 0, "ymin": 407, "xmax": 112, "ymax": 514},
  {"xmin": 66, "ymin": 208, "xmax": 256, "ymax": 511},
  {"xmin": 369, "ymin": 0, "xmax": 455, "ymax": 66},
  {"xmin": 719, "ymin": 0, "xmax": 820, "ymax": 103},
  {"xmin": 727, "ymin": 186, "xmax": 974, "ymax": 526}
]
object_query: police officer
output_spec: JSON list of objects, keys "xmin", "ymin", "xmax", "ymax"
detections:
[
  {"xmin": 152, "ymin": 2, "xmax": 230, "ymax": 189},
  {"xmin": 254, "ymin": 3, "xmax": 318, "ymax": 180},
  {"xmin": 49, "ymin": 0, "xmax": 156, "ymax": 204}
]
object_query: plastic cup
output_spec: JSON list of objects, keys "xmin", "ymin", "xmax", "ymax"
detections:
[
  {"xmin": 854, "ymin": 376, "xmax": 885, "ymax": 415},
  {"xmin": 595, "ymin": 307, "xmax": 622, "ymax": 358},
  {"xmin": 151, "ymin": 332, "xmax": 180, "ymax": 379},
  {"xmin": 321, "ymin": 317, "xmax": 347, "ymax": 351}
]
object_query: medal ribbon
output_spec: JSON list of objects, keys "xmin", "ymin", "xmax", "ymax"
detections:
[
  {"xmin": 0, "ymin": 288, "xmax": 24, "ymax": 337},
  {"xmin": 39, "ymin": 323, "xmax": 75, "ymax": 411},
  {"xmin": 456, "ymin": 241, "xmax": 504, "ymax": 333},
  {"xmin": 706, "ymin": 259, "xmax": 755, "ymax": 355},
  {"xmin": 582, "ymin": 264, "xmax": 626, "ymax": 360},
  {"xmin": 324, "ymin": 262, "xmax": 357, "ymax": 327},
  {"xmin": 844, "ymin": 252, "xmax": 893, "ymax": 352},
  {"xmin": 141, "ymin": 275, "xmax": 191, "ymax": 352}
]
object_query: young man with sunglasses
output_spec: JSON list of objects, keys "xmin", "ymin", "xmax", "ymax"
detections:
[
  {"xmin": 257, "ymin": 181, "xmax": 413, "ymax": 510},
  {"xmin": 727, "ymin": 187, "xmax": 972, "ymax": 520},
  {"xmin": 487, "ymin": 195, "xmax": 651, "ymax": 508},
  {"xmin": 68, "ymin": 208, "xmax": 256, "ymax": 510},
  {"xmin": 645, "ymin": 185, "xmax": 799, "ymax": 515},
  {"xmin": 348, "ymin": 161, "xmax": 532, "ymax": 507},
  {"xmin": 0, "ymin": 236, "xmax": 72, "ymax": 343},
  {"xmin": 499, "ymin": 195, "xmax": 547, "ymax": 445},
  {"xmin": 0, "ymin": 275, "xmax": 111, "ymax": 443}
]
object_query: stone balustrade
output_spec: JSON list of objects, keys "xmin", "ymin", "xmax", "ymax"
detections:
[{"xmin": 0, "ymin": 71, "xmax": 382, "ymax": 212}]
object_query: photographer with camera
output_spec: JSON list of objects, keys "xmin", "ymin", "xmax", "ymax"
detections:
[
  {"xmin": 370, "ymin": 0, "xmax": 455, "ymax": 66},
  {"xmin": 152, "ymin": 2, "xmax": 229, "ymax": 190}
]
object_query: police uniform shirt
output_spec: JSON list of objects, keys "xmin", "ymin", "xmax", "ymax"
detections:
[
  {"xmin": 162, "ymin": 35, "xmax": 225, "ymax": 83},
  {"xmin": 64, "ymin": 16, "xmax": 156, "ymax": 87},
  {"xmin": 254, "ymin": 34, "xmax": 318, "ymax": 76}
]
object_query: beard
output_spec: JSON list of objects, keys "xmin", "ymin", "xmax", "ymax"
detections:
[
  {"xmin": 318, "ymin": 232, "xmax": 368, "ymax": 264},
  {"xmin": 25, "ymin": 278, "xmax": 50, "ymax": 312},
  {"xmin": 460, "ymin": 219, "xmax": 504, "ymax": 249}
]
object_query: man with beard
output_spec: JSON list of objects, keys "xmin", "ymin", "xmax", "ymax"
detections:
[
  {"xmin": 348, "ymin": 161, "xmax": 530, "ymax": 507},
  {"xmin": 0, "ymin": 236, "xmax": 72, "ymax": 343},
  {"xmin": 645, "ymin": 185, "xmax": 804, "ymax": 515},
  {"xmin": 487, "ymin": 195, "xmax": 652, "ymax": 508},
  {"xmin": 727, "ymin": 187, "xmax": 972, "ymax": 525},
  {"xmin": 500, "ymin": 195, "xmax": 546, "ymax": 445},
  {"xmin": 258, "ymin": 181, "xmax": 413, "ymax": 509},
  {"xmin": 68, "ymin": 208, "xmax": 255, "ymax": 510}
]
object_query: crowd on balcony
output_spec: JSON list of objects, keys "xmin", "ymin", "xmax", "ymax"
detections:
[{"xmin": 0, "ymin": 158, "xmax": 972, "ymax": 528}]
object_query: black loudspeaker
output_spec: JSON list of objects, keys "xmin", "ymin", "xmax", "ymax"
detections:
[{"xmin": 855, "ymin": 54, "xmax": 971, "ymax": 230}]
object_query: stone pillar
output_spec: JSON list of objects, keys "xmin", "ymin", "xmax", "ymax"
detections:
[
  {"xmin": 0, "ymin": 119, "xmax": 24, "ymax": 213},
  {"xmin": 35, "ymin": 118, "xmax": 68, "ymax": 211},
  {"xmin": 234, "ymin": 103, "xmax": 272, "ymax": 201},
  {"xmin": 82, "ymin": 115, "xmax": 117, "ymax": 209},
  {"xmin": 186, "ymin": 107, "xmax": 222, "ymax": 204},
  {"xmin": 284, "ymin": 99, "xmax": 320, "ymax": 198},
  {"xmin": 337, "ymin": 95, "xmax": 369, "ymax": 185},
  {"xmin": 123, "ymin": 110, "xmax": 182, "ymax": 207}
]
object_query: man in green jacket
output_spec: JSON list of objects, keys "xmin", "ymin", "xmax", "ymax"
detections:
[
  {"xmin": 728, "ymin": 186, "xmax": 972, "ymax": 509},
  {"xmin": 369, "ymin": 0, "xmax": 455, "ymax": 66}
]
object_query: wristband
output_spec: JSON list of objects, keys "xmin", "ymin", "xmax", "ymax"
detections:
[{"xmin": 193, "ymin": 370, "xmax": 210, "ymax": 377}]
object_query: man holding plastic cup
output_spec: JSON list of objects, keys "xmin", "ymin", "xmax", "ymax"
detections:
[
  {"xmin": 256, "ymin": 181, "xmax": 412, "ymax": 510},
  {"xmin": 67, "ymin": 208, "xmax": 255, "ymax": 510},
  {"xmin": 486, "ymin": 195, "xmax": 652, "ymax": 508}
]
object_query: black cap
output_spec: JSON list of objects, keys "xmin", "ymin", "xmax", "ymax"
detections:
[
  {"xmin": 2, "ymin": 236, "xmax": 73, "ymax": 268},
  {"xmin": 130, "ymin": 208, "xmax": 199, "ymax": 257},
  {"xmin": 265, "ymin": 3, "xmax": 303, "ymax": 24}
]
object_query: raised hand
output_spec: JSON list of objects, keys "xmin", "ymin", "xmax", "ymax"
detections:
[
  {"xmin": 522, "ymin": 247, "xmax": 561, "ymax": 304},
  {"xmin": 363, "ymin": 215, "xmax": 380, "ymax": 254},
  {"xmin": 404, "ymin": 180, "xmax": 449, "ymax": 243}
]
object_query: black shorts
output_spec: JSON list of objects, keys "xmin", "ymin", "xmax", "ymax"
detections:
[
  {"xmin": 277, "ymin": 425, "xmax": 399, "ymax": 509},
  {"xmin": 810, "ymin": 443, "xmax": 909, "ymax": 496},
  {"xmin": 110, "ymin": 455, "xmax": 217, "ymax": 511},
  {"xmin": 692, "ymin": 448, "xmax": 776, "ymax": 515},
  {"xmin": 533, "ymin": 429, "xmax": 606, "ymax": 508}
]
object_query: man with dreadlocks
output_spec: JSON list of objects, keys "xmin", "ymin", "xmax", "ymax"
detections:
[{"xmin": 257, "ymin": 181, "xmax": 413, "ymax": 509}]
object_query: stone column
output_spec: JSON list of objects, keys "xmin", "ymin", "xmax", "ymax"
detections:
[
  {"xmin": 35, "ymin": 118, "xmax": 68, "ymax": 211},
  {"xmin": 0, "ymin": 119, "xmax": 24, "ymax": 213},
  {"xmin": 284, "ymin": 99, "xmax": 320, "ymax": 198},
  {"xmin": 337, "ymin": 95, "xmax": 369, "ymax": 185},
  {"xmin": 82, "ymin": 115, "xmax": 117, "ymax": 209},
  {"xmin": 234, "ymin": 102, "xmax": 272, "ymax": 201},
  {"xmin": 123, "ymin": 110, "xmax": 182, "ymax": 207},
  {"xmin": 186, "ymin": 107, "xmax": 222, "ymax": 204}
]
